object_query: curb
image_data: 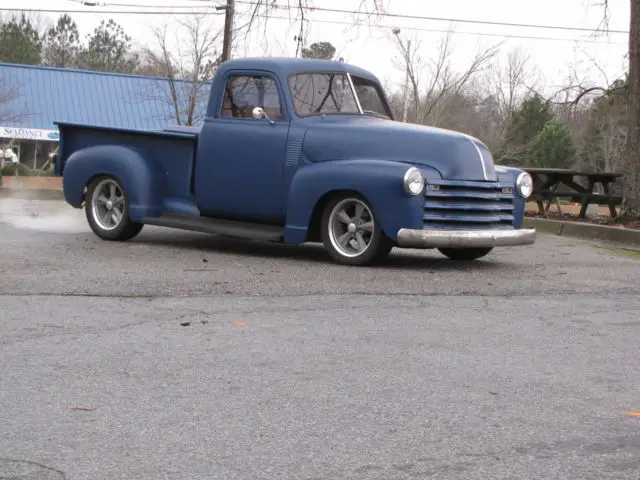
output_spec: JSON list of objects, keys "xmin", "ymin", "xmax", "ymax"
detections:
[
  {"xmin": 0, "ymin": 187, "xmax": 65, "ymax": 201},
  {"xmin": 523, "ymin": 217, "xmax": 640, "ymax": 246}
]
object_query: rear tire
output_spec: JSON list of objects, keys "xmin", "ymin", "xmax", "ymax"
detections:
[
  {"xmin": 85, "ymin": 175, "xmax": 143, "ymax": 241},
  {"xmin": 438, "ymin": 247, "xmax": 493, "ymax": 261},
  {"xmin": 321, "ymin": 194, "xmax": 393, "ymax": 266}
]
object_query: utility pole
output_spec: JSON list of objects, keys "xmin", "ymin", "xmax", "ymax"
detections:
[
  {"xmin": 401, "ymin": 39, "xmax": 410, "ymax": 123},
  {"xmin": 219, "ymin": 0, "xmax": 235, "ymax": 62},
  {"xmin": 392, "ymin": 28, "xmax": 410, "ymax": 123}
]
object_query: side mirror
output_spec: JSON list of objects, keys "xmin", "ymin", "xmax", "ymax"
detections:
[
  {"xmin": 252, "ymin": 106, "xmax": 275, "ymax": 125},
  {"xmin": 252, "ymin": 106, "xmax": 265, "ymax": 119}
]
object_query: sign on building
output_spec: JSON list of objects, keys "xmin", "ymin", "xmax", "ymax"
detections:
[{"xmin": 0, "ymin": 127, "xmax": 60, "ymax": 141}]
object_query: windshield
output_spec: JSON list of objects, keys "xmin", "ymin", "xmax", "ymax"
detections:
[{"xmin": 288, "ymin": 72, "xmax": 393, "ymax": 119}]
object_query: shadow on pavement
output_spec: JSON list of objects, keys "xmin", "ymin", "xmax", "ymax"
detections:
[{"xmin": 131, "ymin": 230, "xmax": 508, "ymax": 272}]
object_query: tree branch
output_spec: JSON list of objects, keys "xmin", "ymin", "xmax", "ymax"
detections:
[{"xmin": 233, "ymin": 0, "xmax": 387, "ymax": 56}]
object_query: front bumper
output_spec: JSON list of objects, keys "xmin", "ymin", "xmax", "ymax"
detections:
[{"xmin": 396, "ymin": 228, "xmax": 536, "ymax": 249}]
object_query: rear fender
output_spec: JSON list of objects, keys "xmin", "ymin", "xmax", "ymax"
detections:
[
  {"xmin": 284, "ymin": 160, "xmax": 441, "ymax": 244},
  {"xmin": 62, "ymin": 145, "xmax": 164, "ymax": 221}
]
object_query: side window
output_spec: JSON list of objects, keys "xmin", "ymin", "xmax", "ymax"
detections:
[
  {"xmin": 350, "ymin": 75, "xmax": 392, "ymax": 118},
  {"xmin": 221, "ymin": 75, "xmax": 284, "ymax": 119}
]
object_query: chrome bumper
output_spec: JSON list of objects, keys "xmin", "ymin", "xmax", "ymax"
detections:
[{"xmin": 396, "ymin": 228, "xmax": 536, "ymax": 249}]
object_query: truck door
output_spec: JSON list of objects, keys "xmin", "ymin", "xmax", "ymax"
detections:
[{"xmin": 194, "ymin": 71, "xmax": 290, "ymax": 224}]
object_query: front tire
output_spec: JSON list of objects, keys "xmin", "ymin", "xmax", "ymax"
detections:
[
  {"xmin": 85, "ymin": 175, "xmax": 143, "ymax": 241},
  {"xmin": 321, "ymin": 194, "xmax": 393, "ymax": 266},
  {"xmin": 438, "ymin": 247, "xmax": 493, "ymax": 261}
]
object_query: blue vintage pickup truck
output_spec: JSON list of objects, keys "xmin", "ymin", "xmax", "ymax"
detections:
[{"xmin": 54, "ymin": 57, "xmax": 535, "ymax": 265}]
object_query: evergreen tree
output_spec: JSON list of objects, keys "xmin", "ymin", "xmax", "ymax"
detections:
[
  {"xmin": 77, "ymin": 19, "xmax": 139, "ymax": 73},
  {"xmin": 527, "ymin": 119, "xmax": 576, "ymax": 168},
  {"xmin": 501, "ymin": 93, "xmax": 553, "ymax": 155},
  {"xmin": 301, "ymin": 41, "xmax": 336, "ymax": 60},
  {"xmin": 0, "ymin": 13, "xmax": 42, "ymax": 65},
  {"xmin": 42, "ymin": 14, "xmax": 81, "ymax": 68}
]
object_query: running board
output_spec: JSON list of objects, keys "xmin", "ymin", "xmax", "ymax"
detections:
[{"xmin": 140, "ymin": 214, "xmax": 285, "ymax": 242}]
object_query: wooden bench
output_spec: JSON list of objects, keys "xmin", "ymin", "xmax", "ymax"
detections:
[{"xmin": 524, "ymin": 168, "xmax": 624, "ymax": 218}]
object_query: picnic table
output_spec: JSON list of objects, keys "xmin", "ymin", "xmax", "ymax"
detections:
[{"xmin": 523, "ymin": 167, "xmax": 624, "ymax": 218}]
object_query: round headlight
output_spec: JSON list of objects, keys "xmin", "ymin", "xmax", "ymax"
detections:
[
  {"xmin": 516, "ymin": 171, "xmax": 533, "ymax": 199},
  {"xmin": 403, "ymin": 167, "xmax": 425, "ymax": 196}
]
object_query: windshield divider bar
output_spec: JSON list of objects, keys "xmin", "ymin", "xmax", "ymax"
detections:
[{"xmin": 346, "ymin": 73, "xmax": 363, "ymax": 114}]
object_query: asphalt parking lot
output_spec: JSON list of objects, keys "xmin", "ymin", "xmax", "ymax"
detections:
[{"xmin": 1, "ymin": 198, "xmax": 640, "ymax": 480}]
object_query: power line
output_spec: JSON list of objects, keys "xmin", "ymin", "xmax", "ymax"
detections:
[
  {"xmin": 62, "ymin": 0, "xmax": 632, "ymax": 36},
  {"xmin": 226, "ymin": 0, "xmax": 632, "ymax": 35},
  {"xmin": 0, "ymin": 6, "xmax": 626, "ymax": 44},
  {"xmin": 0, "ymin": 7, "xmax": 220, "ymax": 15},
  {"xmin": 262, "ymin": 14, "xmax": 626, "ymax": 45},
  {"xmin": 9, "ymin": 0, "xmax": 630, "ymax": 35},
  {"xmin": 49, "ymin": 0, "xmax": 633, "ymax": 35},
  {"xmin": 65, "ymin": 0, "xmax": 220, "ymax": 8}
]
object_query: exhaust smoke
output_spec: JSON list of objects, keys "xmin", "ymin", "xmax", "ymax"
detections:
[{"xmin": 0, "ymin": 191, "xmax": 86, "ymax": 233}]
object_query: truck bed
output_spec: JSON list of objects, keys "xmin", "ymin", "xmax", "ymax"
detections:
[
  {"xmin": 55, "ymin": 122, "xmax": 200, "ymax": 209},
  {"xmin": 55, "ymin": 122, "xmax": 199, "ymax": 173}
]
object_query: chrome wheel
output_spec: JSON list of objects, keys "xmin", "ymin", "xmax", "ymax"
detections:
[
  {"xmin": 91, "ymin": 178, "xmax": 125, "ymax": 231},
  {"xmin": 328, "ymin": 198, "xmax": 375, "ymax": 258}
]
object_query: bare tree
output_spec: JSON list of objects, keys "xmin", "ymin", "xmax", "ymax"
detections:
[
  {"xmin": 390, "ymin": 29, "xmax": 500, "ymax": 128},
  {"xmin": 554, "ymin": 0, "xmax": 640, "ymax": 219},
  {"xmin": 623, "ymin": 0, "xmax": 640, "ymax": 218},
  {"xmin": 486, "ymin": 49, "xmax": 538, "ymax": 123},
  {"xmin": 547, "ymin": 41, "xmax": 626, "ymax": 110},
  {"xmin": 232, "ymin": 0, "xmax": 388, "ymax": 57},
  {"xmin": 465, "ymin": 47, "xmax": 542, "ymax": 151},
  {"xmin": 585, "ymin": 111, "xmax": 627, "ymax": 173},
  {"xmin": 0, "ymin": 83, "xmax": 27, "ymax": 125},
  {"xmin": 138, "ymin": 13, "xmax": 222, "ymax": 126},
  {"xmin": 0, "ymin": 86, "xmax": 17, "ymax": 124}
]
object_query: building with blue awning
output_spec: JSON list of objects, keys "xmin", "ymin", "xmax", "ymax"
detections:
[{"xmin": 0, "ymin": 62, "xmax": 208, "ymax": 169}]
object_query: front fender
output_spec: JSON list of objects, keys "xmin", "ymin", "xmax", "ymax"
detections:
[
  {"xmin": 284, "ymin": 159, "xmax": 441, "ymax": 244},
  {"xmin": 495, "ymin": 165, "xmax": 527, "ymax": 228},
  {"xmin": 62, "ymin": 144, "xmax": 164, "ymax": 220}
]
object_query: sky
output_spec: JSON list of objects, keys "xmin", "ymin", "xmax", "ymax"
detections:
[{"xmin": 0, "ymin": 0, "xmax": 631, "ymax": 97}]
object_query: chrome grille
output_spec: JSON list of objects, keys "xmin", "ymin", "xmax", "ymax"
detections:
[{"xmin": 423, "ymin": 179, "xmax": 515, "ymax": 230}]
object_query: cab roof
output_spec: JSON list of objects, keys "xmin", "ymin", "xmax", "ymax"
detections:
[{"xmin": 216, "ymin": 57, "xmax": 381, "ymax": 84}]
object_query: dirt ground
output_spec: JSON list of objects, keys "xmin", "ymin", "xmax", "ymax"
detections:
[
  {"xmin": 525, "ymin": 201, "xmax": 619, "ymax": 217},
  {"xmin": 525, "ymin": 201, "xmax": 640, "ymax": 230}
]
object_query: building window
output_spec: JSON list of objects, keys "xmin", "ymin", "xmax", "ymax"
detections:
[{"xmin": 221, "ymin": 75, "xmax": 283, "ymax": 119}]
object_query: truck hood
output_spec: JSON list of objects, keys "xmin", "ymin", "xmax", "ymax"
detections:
[{"xmin": 301, "ymin": 116, "xmax": 497, "ymax": 182}]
